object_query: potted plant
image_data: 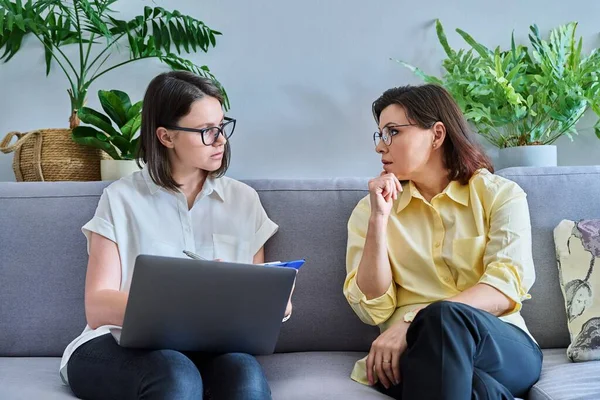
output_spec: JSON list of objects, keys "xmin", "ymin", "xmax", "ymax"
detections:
[
  {"xmin": 0, "ymin": 0, "xmax": 226, "ymax": 181},
  {"xmin": 397, "ymin": 20, "xmax": 600, "ymax": 169},
  {"xmin": 73, "ymin": 89, "xmax": 142, "ymax": 180}
]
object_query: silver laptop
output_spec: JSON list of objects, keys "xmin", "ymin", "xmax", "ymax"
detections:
[{"xmin": 118, "ymin": 254, "xmax": 297, "ymax": 355}]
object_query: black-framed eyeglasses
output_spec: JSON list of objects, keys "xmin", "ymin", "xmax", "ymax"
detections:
[
  {"xmin": 373, "ymin": 123, "xmax": 415, "ymax": 146},
  {"xmin": 163, "ymin": 117, "xmax": 236, "ymax": 146}
]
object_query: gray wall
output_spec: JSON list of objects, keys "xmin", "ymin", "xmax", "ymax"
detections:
[{"xmin": 1, "ymin": 0, "xmax": 599, "ymax": 181}]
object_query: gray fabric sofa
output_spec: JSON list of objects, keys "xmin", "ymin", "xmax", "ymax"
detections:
[{"xmin": 1, "ymin": 166, "xmax": 600, "ymax": 400}]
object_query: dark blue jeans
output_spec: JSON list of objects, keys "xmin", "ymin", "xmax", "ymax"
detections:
[
  {"xmin": 378, "ymin": 301, "xmax": 543, "ymax": 400},
  {"xmin": 67, "ymin": 334, "xmax": 271, "ymax": 400}
]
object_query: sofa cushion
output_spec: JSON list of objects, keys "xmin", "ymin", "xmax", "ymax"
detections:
[
  {"xmin": 257, "ymin": 352, "xmax": 391, "ymax": 399},
  {"xmin": 0, "ymin": 354, "xmax": 530, "ymax": 400},
  {"xmin": 529, "ymin": 348, "xmax": 600, "ymax": 400},
  {"xmin": 0, "ymin": 358, "xmax": 74, "ymax": 399},
  {"xmin": 554, "ymin": 219, "xmax": 600, "ymax": 362},
  {"xmin": 0, "ymin": 354, "xmax": 389, "ymax": 400}
]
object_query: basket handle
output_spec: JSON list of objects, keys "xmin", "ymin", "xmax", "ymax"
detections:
[
  {"xmin": 0, "ymin": 131, "xmax": 32, "ymax": 154},
  {"xmin": 0, "ymin": 130, "xmax": 45, "ymax": 181}
]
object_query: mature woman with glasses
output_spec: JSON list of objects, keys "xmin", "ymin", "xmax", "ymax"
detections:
[
  {"xmin": 343, "ymin": 84, "xmax": 542, "ymax": 399},
  {"xmin": 60, "ymin": 71, "xmax": 283, "ymax": 400}
]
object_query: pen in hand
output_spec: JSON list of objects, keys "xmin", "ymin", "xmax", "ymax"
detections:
[{"xmin": 183, "ymin": 250, "xmax": 208, "ymax": 260}]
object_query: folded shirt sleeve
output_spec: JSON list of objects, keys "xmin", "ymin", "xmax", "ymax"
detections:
[
  {"xmin": 82, "ymin": 189, "xmax": 117, "ymax": 253},
  {"xmin": 250, "ymin": 190, "xmax": 279, "ymax": 256}
]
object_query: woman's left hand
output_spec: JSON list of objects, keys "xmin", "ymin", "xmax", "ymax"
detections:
[
  {"xmin": 285, "ymin": 279, "xmax": 296, "ymax": 318},
  {"xmin": 366, "ymin": 320, "xmax": 410, "ymax": 388}
]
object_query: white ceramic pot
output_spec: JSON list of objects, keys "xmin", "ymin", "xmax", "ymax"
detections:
[
  {"xmin": 100, "ymin": 159, "xmax": 141, "ymax": 181},
  {"xmin": 497, "ymin": 145, "xmax": 557, "ymax": 169}
]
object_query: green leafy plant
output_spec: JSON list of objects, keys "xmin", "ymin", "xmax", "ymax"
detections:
[
  {"xmin": 72, "ymin": 89, "xmax": 141, "ymax": 160},
  {"xmin": 0, "ymin": 0, "xmax": 227, "ymax": 129},
  {"xmin": 397, "ymin": 20, "xmax": 600, "ymax": 147}
]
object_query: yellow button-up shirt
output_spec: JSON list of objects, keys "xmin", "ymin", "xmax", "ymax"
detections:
[{"xmin": 343, "ymin": 169, "xmax": 535, "ymax": 385}]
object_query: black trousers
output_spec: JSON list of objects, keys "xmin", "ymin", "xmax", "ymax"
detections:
[
  {"xmin": 378, "ymin": 301, "xmax": 543, "ymax": 400},
  {"xmin": 67, "ymin": 334, "xmax": 271, "ymax": 400}
]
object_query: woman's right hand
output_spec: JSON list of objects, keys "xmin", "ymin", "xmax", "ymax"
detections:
[{"xmin": 368, "ymin": 173, "xmax": 402, "ymax": 218}]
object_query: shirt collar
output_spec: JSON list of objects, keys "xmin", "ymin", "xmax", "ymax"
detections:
[
  {"xmin": 201, "ymin": 176, "xmax": 225, "ymax": 202},
  {"xmin": 142, "ymin": 166, "xmax": 225, "ymax": 202},
  {"xmin": 444, "ymin": 180, "xmax": 469, "ymax": 207},
  {"xmin": 142, "ymin": 166, "xmax": 161, "ymax": 195},
  {"xmin": 395, "ymin": 179, "xmax": 468, "ymax": 213},
  {"xmin": 395, "ymin": 182, "xmax": 414, "ymax": 213}
]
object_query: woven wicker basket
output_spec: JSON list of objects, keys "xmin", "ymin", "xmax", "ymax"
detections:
[{"xmin": 0, "ymin": 128, "xmax": 106, "ymax": 182}]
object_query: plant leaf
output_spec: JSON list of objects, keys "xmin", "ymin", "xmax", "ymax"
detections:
[
  {"xmin": 160, "ymin": 53, "xmax": 230, "ymax": 109},
  {"xmin": 176, "ymin": 20, "xmax": 189, "ymax": 53},
  {"xmin": 126, "ymin": 31, "xmax": 138, "ymax": 58},
  {"xmin": 110, "ymin": 135, "xmax": 131, "ymax": 156},
  {"xmin": 77, "ymin": 0, "xmax": 111, "ymax": 38},
  {"xmin": 98, "ymin": 90, "xmax": 128, "ymax": 128},
  {"xmin": 72, "ymin": 126, "xmax": 121, "ymax": 160},
  {"xmin": 394, "ymin": 59, "xmax": 444, "ymax": 85},
  {"xmin": 14, "ymin": 14, "xmax": 25, "ymax": 31},
  {"xmin": 160, "ymin": 21, "xmax": 170, "ymax": 53},
  {"xmin": 126, "ymin": 100, "xmax": 143, "ymax": 121},
  {"xmin": 7, "ymin": 13, "xmax": 14, "ymax": 31},
  {"xmin": 125, "ymin": 136, "xmax": 141, "ymax": 160},
  {"xmin": 169, "ymin": 20, "xmax": 181, "ymax": 53},
  {"xmin": 435, "ymin": 19, "xmax": 454, "ymax": 59},
  {"xmin": 43, "ymin": 35, "xmax": 53, "ymax": 75},
  {"xmin": 152, "ymin": 20, "xmax": 162, "ymax": 51},
  {"xmin": 197, "ymin": 26, "xmax": 207, "ymax": 51},
  {"xmin": 456, "ymin": 28, "xmax": 491, "ymax": 60},
  {"xmin": 121, "ymin": 113, "xmax": 142, "ymax": 140},
  {"xmin": 78, "ymin": 106, "xmax": 120, "ymax": 137},
  {"xmin": 1, "ymin": 29, "xmax": 24, "ymax": 62},
  {"xmin": 511, "ymin": 31, "xmax": 517, "ymax": 62},
  {"xmin": 186, "ymin": 18, "xmax": 197, "ymax": 52}
]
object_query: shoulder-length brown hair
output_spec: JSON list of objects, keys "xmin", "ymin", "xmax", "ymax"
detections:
[
  {"xmin": 372, "ymin": 84, "xmax": 493, "ymax": 184},
  {"xmin": 137, "ymin": 71, "xmax": 230, "ymax": 191}
]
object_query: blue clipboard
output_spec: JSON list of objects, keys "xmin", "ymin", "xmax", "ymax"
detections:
[{"xmin": 264, "ymin": 259, "xmax": 306, "ymax": 270}]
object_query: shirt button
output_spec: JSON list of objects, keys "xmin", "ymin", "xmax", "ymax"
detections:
[{"xmin": 434, "ymin": 242, "xmax": 441, "ymax": 248}]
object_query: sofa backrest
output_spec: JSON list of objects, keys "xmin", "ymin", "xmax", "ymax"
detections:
[
  {"xmin": 1, "ymin": 181, "xmax": 107, "ymax": 356},
  {"xmin": 2, "ymin": 166, "xmax": 598, "ymax": 356}
]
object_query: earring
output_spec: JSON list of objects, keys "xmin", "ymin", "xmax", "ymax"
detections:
[{"xmin": 432, "ymin": 143, "xmax": 436, "ymax": 148}]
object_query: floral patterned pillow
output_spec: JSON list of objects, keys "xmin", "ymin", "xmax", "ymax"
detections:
[{"xmin": 554, "ymin": 219, "xmax": 600, "ymax": 362}]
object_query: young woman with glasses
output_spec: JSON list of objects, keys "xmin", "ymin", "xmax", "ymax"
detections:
[{"xmin": 60, "ymin": 71, "xmax": 286, "ymax": 400}]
